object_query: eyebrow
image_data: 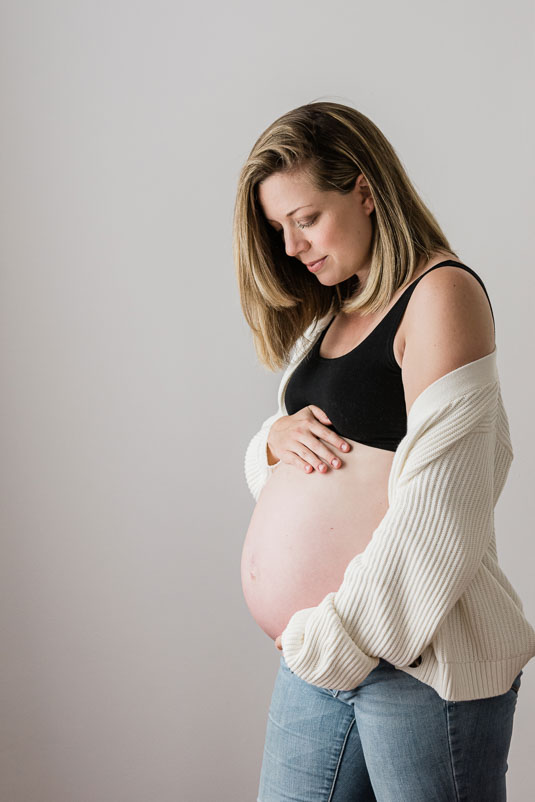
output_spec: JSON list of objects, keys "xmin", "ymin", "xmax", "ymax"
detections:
[{"xmin": 266, "ymin": 204, "xmax": 314, "ymax": 223}]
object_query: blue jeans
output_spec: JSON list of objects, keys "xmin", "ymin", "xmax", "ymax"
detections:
[{"xmin": 257, "ymin": 655, "xmax": 522, "ymax": 802}]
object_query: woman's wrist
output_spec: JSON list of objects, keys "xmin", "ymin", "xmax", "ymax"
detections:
[{"xmin": 266, "ymin": 442, "xmax": 280, "ymax": 466}]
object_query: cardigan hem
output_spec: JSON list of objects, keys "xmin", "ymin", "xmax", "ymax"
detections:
[{"xmin": 395, "ymin": 650, "xmax": 533, "ymax": 701}]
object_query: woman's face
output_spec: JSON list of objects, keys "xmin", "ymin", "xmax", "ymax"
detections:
[{"xmin": 257, "ymin": 168, "xmax": 375, "ymax": 286}]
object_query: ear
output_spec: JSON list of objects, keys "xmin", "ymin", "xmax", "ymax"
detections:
[{"xmin": 355, "ymin": 173, "xmax": 375, "ymax": 215}]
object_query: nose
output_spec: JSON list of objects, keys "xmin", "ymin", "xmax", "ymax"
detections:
[{"xmin": 283, "ymin": 228, "xmax": 309, "ymax": 259}]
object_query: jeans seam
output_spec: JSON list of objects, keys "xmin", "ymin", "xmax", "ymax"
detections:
[
  {"xmin": 327, "ymin": 717, "xmax": 356, "ymax": 802},
  {"xmin": 445, "ymin": 702, "xmax": 462, "ymax": 802}
]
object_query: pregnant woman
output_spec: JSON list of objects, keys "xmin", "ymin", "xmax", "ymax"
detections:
[{"xmin": 233, "ymin": 101, "xmax": 535, "ymax": 801}]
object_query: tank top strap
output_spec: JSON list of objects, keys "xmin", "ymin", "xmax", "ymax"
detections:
[
  {"xmin": 386, "ymin": 259, "xmax": 494, "ymax": 333},
  {"xmin": 381, "ymin": 259, "xmax": 495, "ymax": 371}
]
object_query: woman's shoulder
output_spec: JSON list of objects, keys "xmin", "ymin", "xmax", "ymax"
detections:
[
  {"xmin": 307, "ymin": 312, "xmax": 334, "ymax": 339},
  {"xmin": 279, "ymin": 312, "xmax": 334, "ymax": 374},
  {"xmin": 400, "ymin": 258, "xmax": 496, "ymax": 415},
  {"xmin": 405, "ymin": 258, "xmax": 494, "ymax": 338},
  {"xmin": 289, "ymin": 312, "xmax": 334, "ymax": 358}
]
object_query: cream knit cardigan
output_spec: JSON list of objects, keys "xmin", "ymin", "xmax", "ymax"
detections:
[{"xmin": 244, "ymin": 315, "xmax": 535, "ymax": 701}]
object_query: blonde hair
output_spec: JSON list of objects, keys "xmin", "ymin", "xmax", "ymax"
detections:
[{"xmin": 233, "ymin": 101, "xmax": 457, "ymax": 371}]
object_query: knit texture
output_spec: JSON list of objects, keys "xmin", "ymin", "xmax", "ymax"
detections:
[{"xmin": 244, "ymin": 317, "xmax": 535, "ymax": 701}]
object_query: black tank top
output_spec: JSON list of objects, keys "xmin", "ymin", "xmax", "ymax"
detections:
[{"xmin": 284, "ymin": 260, "xmax": 494, "ymax": 452}]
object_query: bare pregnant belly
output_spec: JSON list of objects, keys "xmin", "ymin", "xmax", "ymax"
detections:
[{"xmin": 240, "ymin": 439, "xmax": 395, "ymax": 640}]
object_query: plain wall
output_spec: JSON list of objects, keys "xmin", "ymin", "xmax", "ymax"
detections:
[{"xmin": 1, "ymin": 1, "xmax": 533, "ymax": 799}]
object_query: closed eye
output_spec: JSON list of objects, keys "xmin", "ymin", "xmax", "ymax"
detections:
[
  {"xmin": 296, "ymin": 218, "xmax": 317, "ymax": 230},
  {"xmin": 275, "ymin": 216, "xmax": 318, "ymax": 238}
]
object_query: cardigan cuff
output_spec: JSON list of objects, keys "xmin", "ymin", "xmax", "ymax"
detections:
[{"xmin": 280, "ymin": 594, "xmax": 378, "ymax": 690}]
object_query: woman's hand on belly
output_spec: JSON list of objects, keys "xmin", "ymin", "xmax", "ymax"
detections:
[
  {"xmin": 267, "ymin": 404, "xmax": 352, "ymax": 475},
  {"xmin": 274, "ymin": 635, "xmax": 282, "ymax": 650},
  {"xmin": 241, "ymin": 440, "xmax": 395, "ymax": 642}
]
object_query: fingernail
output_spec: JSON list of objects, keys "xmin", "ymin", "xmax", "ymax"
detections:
[{"xmin": 332, "ymin": 458, "xmax": 340, "ymax": 467}]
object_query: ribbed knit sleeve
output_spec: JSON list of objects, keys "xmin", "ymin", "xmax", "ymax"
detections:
[
  {"xmin": 244, "ymin": 410, "xmax": 283, "ymax": 502},
  {"xmin": 280, "ymin": 379, "xmax": 502, "ymax": 691}
]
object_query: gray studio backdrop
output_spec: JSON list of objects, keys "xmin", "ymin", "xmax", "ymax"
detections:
[{"xmin": 1, "ymin": 1, "xmax": 533, "ymax": 800}]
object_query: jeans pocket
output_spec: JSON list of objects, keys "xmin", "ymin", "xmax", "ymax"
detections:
[
  {"xmin": 510, "ymin": 670, "xmax": 523, "ymax": 695},
  {"xmin": 280, "ymin": 655, "xmax": 297, "ymax": 677}
]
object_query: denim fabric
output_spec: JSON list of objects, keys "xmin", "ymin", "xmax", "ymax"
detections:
[{"xmin": 257, "ymin": 655, "xmax": 522, "ymax": 802}]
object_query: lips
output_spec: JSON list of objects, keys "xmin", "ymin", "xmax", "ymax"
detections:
[
  {"xmin": 305, "ymin": 257, "xmax": 326, "ymax": 267},
  {"xmin": 305, "ymin": 256, "xmax": 327, "ymax": 273}
]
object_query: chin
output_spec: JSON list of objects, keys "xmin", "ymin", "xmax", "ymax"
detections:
[
  {"xmin": 316, "ymin": 277, "xmax": 340, "ymax": 287},
  {"xmin": 316, "ymin": 271, "xmax": 354, "ymax": 287}
]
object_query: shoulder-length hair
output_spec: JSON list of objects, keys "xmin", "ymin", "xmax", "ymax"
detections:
[{"xmin": 233, "ymin": 101, "xmax": 457, "ymax": 371}]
